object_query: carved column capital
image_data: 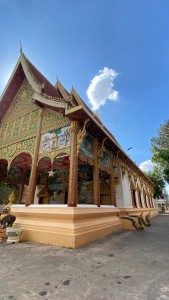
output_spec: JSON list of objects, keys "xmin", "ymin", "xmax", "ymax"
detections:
[{"xmin": 70, "ymin": 120, "xmax": 79, "ymax": 132}]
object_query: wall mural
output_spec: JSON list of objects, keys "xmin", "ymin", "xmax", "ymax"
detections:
[
  {"xmin": 99, "ymin": 151, "xmax": 111, "ymax": 173},
  {"xmin": 78, "ymin": 181, "xmax": 94, "ymax": 204},
  {"xmin": 40, "ymin": 125, "xmax": 70, "ymax": 153},
  {"xmin": 79, "ymin": 135, "xmax": 94, "ymax": 166}
]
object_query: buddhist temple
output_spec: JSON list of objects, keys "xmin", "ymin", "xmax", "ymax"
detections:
[{"xmin": 0, "ymin": 51, "xmax": 158, "ymax": 248}]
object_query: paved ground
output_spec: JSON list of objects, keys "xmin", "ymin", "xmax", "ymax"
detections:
[{"xmin": 0, "ymin": 215, "xmax": 169, "ymax": 300}]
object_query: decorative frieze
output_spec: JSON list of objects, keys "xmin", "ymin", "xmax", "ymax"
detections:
[
  {"xmin": 42, "ymin": 110, "xmax": 71, "ymax": 134},
  {"xmin": 0, "ymin": 137, "xmax": 35, "ymax": 165}
]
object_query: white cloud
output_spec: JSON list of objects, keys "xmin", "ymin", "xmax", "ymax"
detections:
[
  {"xmin": 139, "ymin": 160, "xmax": 155, "ymax": 172},
  {"xmin": 86, "ymin": 67, "xmax": 119, "ymax": 111}
]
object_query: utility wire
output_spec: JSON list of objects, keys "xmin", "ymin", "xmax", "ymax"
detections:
[{"xmin": 135, "ymin": 149, "xmax": 150, "ymax": 164}]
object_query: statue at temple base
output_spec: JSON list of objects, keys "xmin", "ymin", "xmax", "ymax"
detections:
[{"xmin": 0, "ymin": 192, "xmax": 16, "ymax": 229}]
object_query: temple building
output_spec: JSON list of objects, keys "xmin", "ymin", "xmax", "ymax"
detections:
[{"xmin": 0, "ymin": 52, "xmax": 158, "ymax": 248}]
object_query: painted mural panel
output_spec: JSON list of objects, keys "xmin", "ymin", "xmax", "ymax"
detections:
[
  {"xmin": 78, "ymin": 181, "xmax": 94, "ymax": 204},
  {"xmin": 40, "ymin": 125, "xmax": 70, "ymax": 153},
  {"xmin": 100, "ymin": 150, "xmax": 111, "ymax": 173},
  {"xmin": 79, "ymin": 135, "xmax": 94, "ymax": 159}
]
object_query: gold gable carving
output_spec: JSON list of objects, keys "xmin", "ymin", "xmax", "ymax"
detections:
[
  {"xmin": 0, "ymin": 79, "xmax": 39, "ymax": 148},
  {"xmin": 2, "ymin": 79, "xmax": 35, "ymax": 122}
]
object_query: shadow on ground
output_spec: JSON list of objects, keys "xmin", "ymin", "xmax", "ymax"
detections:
[{"xmin": 0, "ymin": 215, "xmax": 169, "ymax": 300}]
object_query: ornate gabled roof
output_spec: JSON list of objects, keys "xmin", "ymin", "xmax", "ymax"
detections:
[
  {"xmin": 23, "ymin": 55, "xmax": 62, "ymax": 98},
  {"xmin": 0, "ymin": 52, "xmax": 67, "ymax": 121},
  {"xmin": 0, "ymin": 57, "xmax": 25, "ymax": 121},
  {"xmin": 55, "ymin": 80, "xmax": 70, "ymax": 101}
]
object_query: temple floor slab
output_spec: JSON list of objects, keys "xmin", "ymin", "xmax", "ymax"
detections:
[{"xmin": 11, "ymin": 205, "xmax": 158, "ymax": 248}]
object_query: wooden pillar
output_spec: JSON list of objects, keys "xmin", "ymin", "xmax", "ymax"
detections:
[
  {"xmin": 26, "ymin": 107, "xmax": 44, "ymax": 206},
  {"xmin": 93, "ymin": 138, "xmax": 100, "ymax": 207},
  {"xmin": 109, "ymin": 154, "xmax": 116, "ymax": 206},
  {"xmin": 68, "ymin": 121, "xmax": 79, "ymax": 207}
]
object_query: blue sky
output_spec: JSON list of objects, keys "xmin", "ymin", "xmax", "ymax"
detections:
[{"xmin": 0, "ymin": 0, "xmax": 169, "ymax": 174}]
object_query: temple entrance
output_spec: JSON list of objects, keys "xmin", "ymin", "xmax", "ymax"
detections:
[
  {"xmin": 8, "ymin": 153, "xmax": 32, "ymax": 204},
  {"xmin": 100, "ymin": 171, "xmax": 111, "ymax": 205},
  {"xmin": 138, "ymin": 191, "xmax": 143, "ymax": 208},
  {"xmin": 36, "ymin": 157, "xmax": 52, "ymax": 204},
  {"xmin": 51, "ymin": 155, "xmax": 70, "ymax": 204},
  {"xmin": 131, "ymin": 189, "xmax": 137, "ymax": 208},
  {"xmin": 78, "ymin": 162, "xmax": 93, "ymax": 204},
  {"xmin": 36, "ymin": 155, "xmax": 70, "ymax": 204}
]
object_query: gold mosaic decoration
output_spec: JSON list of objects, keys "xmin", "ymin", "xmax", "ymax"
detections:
[
  {"xmin": 2, "ymin": 79, "xmax": 36, "ymax": 123},
  {"xmin": 0, "ymin": 137, "xmax": 35, "ymax": 165},
  {"xmin": 38, "ymin": 147, "xmax": 70, "ymax": 164},
  {"xmin": 42, "ymin": 110, "xmax": 71, "ymax": 134},
  {"xmin": 0, "ymin": 79, "xmax": 38, "ymax": 148}
]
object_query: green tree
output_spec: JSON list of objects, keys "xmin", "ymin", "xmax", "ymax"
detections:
[
  {"xmin": 151, "ymin": 120, "xmax": 169, "ymax": 183},
  {"xmin": 0, "ymin": 182, "xmax": 14, "ymax": 205},
  {"xmin": 146, "ymin": 166, "xmax": 165, "ymax": 198}
]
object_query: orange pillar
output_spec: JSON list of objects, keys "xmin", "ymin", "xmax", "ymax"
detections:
[
  {"xmin": 68, "ymin": 121, "xmax": 79, "ymax": 207},
  {"xmin": 26, "ymin": 107, "xmax": 44, "ymax": 206}
]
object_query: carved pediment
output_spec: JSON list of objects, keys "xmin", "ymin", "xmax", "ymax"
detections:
[{"xmin": 2, "ymin": 79, "xmax": 35, "ymax": 123}]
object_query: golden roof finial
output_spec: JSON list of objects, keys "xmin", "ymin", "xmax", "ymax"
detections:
[
  {"xmin": 55, "ymin": 72, "xmax": 59, "ymax": 82},
  {"xmin": 20, "ymin": 41, "xmax": 23, "ymax": 54}
]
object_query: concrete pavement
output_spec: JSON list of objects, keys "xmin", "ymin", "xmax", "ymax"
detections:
[{"xmin": 0, "ymin": 215, "xmax": 169, "ymax": 300}]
